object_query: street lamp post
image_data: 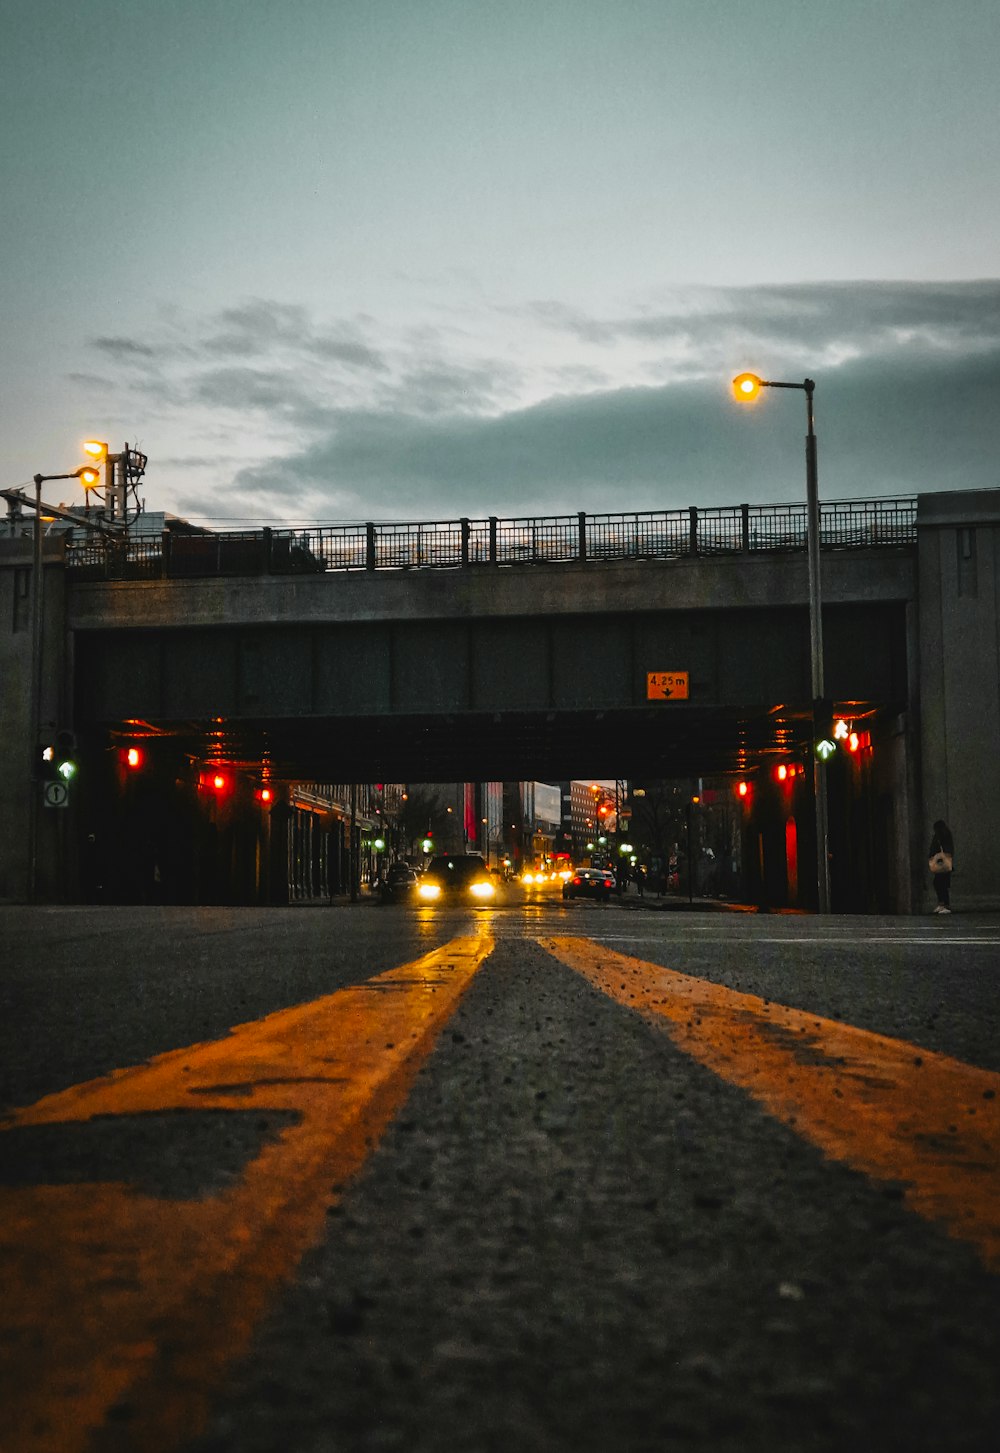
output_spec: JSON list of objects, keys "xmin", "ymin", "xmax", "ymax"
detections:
[
  {"xmin": 27, "ymin": 464, "xmax": 101, "ymax": 900},
  {"xmin": 732, "ymin": 373, "xmax": 831, "ymax": 914}
]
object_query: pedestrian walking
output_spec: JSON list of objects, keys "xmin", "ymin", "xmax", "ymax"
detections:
[{"xmin": 928, "ymin": 819, "xmax": 955, "ymax": 914}]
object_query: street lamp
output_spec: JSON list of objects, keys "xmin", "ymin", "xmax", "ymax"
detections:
[
  {"xmin": 732, "ymin": 372, "xmax": 831, "ymax": 913},
  {"xmin": 81, "ymin": 439, "xmax": 147, "ymax": 525}
]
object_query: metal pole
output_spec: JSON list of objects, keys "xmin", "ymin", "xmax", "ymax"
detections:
[
  {"xmin": 804, "ymin": 381, "xmax": 831, "ymax": 914},
  {"xmin": 686, "ymin": 799, "xmax": 694, "ymax": 904},
  {"xmin": 28, "ymin": 474, "xmax": 45, "ymax": 901},
  {"xmin": 349, "ymin": 782, "xmax": 359, "ymax": 902}
]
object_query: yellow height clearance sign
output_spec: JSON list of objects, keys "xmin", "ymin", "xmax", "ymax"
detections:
[{"xmin": 647, "ymin": 671, "xmax": 689, "ymax": 700}]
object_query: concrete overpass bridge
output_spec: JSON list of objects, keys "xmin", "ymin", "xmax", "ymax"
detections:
[{"xmin": 2, "ymin": 490, "xmax": 997, "ymax": 912}]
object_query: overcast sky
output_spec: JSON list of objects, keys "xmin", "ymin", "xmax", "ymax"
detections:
[{"xmin": 3, "ymin": 0, "xmax": 998, "ymax": 526}]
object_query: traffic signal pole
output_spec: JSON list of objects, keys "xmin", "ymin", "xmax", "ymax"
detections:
[{"xmin": 804, "ymin": 383, "xmax": 832, "ymax": 915}]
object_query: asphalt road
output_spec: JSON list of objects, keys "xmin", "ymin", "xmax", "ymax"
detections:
[{"xmin": 2, "ymin": 895, "xmax": 999, "ymax": 1453}]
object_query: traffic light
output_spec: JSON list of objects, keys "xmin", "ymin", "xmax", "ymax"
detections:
[
  {"xmin": 123, "ymin": 745, "xmax": 144, "ymax": 770},
  {"xmin": 54, "ymin": 730, "xmax": 77, "ymax": 781},
  {"xmin": 813, "ymin": 697, "xmax": 836, "ymax": 760},
  {"xmin": 421, "ymin": 834, "xmax": 434, "ymax": 854},
  {"xmin": 38, "ymin": 739, "xmax": 56, "ymax": 781}
]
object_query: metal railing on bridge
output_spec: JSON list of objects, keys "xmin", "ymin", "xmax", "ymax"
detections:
[{"xmin": 64, "ymin": 496, "xmax": 917, "ymax": 580}]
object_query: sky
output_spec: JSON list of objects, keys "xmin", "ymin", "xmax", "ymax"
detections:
[{"xmin": 2, "ymin": 0, "xmax": 998, "ymax": 528}]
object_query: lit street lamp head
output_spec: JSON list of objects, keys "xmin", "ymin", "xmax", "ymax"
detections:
[{"xmin": 733, "ymin": 371, "xmax": 763, "ymax": 400}]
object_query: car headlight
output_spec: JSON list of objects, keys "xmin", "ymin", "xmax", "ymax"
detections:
[
  {"xmin": 418, "ymin": 882, "xmax": 442, "ymax": 900},
  {"xmin": 521, "ymin": 872, "xmax": 534, "ymax": 885},
  {"xmin": 470, "ymin": 880, "xmax": 496, "ymax": 899}
]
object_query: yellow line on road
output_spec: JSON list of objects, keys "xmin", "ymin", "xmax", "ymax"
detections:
[
  {"xmin": 0, "ymin": 934, "xmax": 492, "ymax": 1453},
  {"xmin": 541, "ymin": 936, "xmax": 1000, "ymax": 1271}
]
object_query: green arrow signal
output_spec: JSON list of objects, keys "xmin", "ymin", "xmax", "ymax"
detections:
[{"xmin": 815, "ymin": 738, "xmax": 837, "ymax": 761}]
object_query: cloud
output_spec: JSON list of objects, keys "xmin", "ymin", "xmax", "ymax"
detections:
[
  {"xmin": 192, "ymin": 366, "xmax": 316, "ymax": 415},
  {"xmin": 83, "ymin": 295, "xmax": 516, "ymax": 429},
  {"xmin": 90, "ymin": 337, "xmax": 159, "ymax": 359},
  {"xmin": 202, "ymin": 299, "xmax": 390, "ymax": 373},
  {"xmin": 525, "ymin": 281, "xmax": 1000, "ymax": 354},
  {"xmin": 213, "ymin": 340, "xmax": 999, "ymax": 522},
  {"xmin": 81, "ymin": 281, "xmax": 1000, "ymax": 524}
]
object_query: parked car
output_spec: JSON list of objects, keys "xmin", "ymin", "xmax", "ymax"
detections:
[
  {"xmin": 562, "ymin": 868, "xmax": 617, "ymax": 901},
  {"xmin": 380, "ymin": 862, "xmax": 419, "ymax": 903},
  {"xmin": 416, "ymin": 854, "xmax": 497, "ymax": 904}
]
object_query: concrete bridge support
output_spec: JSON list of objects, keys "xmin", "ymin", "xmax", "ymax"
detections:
[
  {"xmin": 915, "ymin": 491, "xmax": 1000, "ymax": 912},
  {"xmin": 0, "ymin": 537, "xmax": 72, "ymax": 904}
]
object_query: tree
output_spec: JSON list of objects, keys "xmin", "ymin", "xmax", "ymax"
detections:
[
  {"xmin": 629, "ymin": 781, "xmax": 691, "ymax": 876},
  {"xmin": 373, "ymin": 786, "xmax": 455, "ymax": 858}
]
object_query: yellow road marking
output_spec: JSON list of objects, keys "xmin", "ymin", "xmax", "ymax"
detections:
[
  {"xmin": 0, "ymin": 934, "xmax": 492, "ymax": 1453},
  {"xmin": 541, "ymin": 936, "xmax": 1000, "ymax": 1270}
]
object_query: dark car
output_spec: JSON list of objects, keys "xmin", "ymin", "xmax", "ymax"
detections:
[
  {"xmin": 380, "ymin": 862, "xmax": 419, "ymax": 903},
  {"xmin": 562, "ymin": 868, "xmax": 616, "ymax": 901},
  {"xmin": 417, "ymin": 854, "xmax": 497, "ymax": 905}
]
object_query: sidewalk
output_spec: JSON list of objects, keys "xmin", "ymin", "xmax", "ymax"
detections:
[{"xmin": 618, "ymin": 891, "xmax": 757, "ymax": 913}]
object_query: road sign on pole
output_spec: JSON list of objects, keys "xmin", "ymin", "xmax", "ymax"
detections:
[{"xmin": 43, "ymin": 780, "xmax": 69, "ymax": 808}]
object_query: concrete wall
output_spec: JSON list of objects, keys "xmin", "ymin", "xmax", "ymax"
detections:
[
  {"xmin": 66, "ymin": 547, "xmax": 916, "ymax": 632},
  {"xmin": 916, "ymin": 491, "xmax": 1000, "ymax": 910},
  {"xmin": 0, "ymin": 536, "xmax": 71, "ymax": 903},
  {"xmin": 72, "ymin": 602, "xmax": 910, "ymax": 726}
]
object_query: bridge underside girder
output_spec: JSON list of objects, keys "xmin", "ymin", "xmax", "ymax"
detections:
[
  {"xmin": 76, "ymin": 600, "xmax": 906, "ymax": 784},
  {"xmin": 98, "ymin": 699, "xmax": 867, "ymax": 785}
]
